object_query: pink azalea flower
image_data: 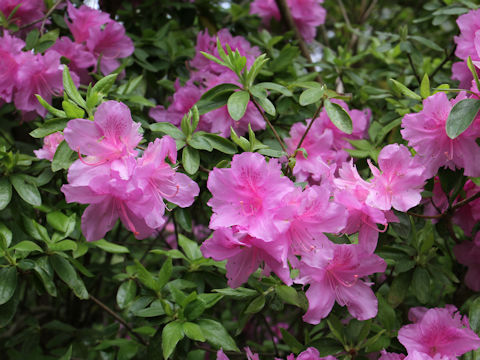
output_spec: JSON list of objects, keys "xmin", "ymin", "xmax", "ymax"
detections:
[
  {"xmin": 190, "ymin": 29, "xmax": 261, "ymax": 74},
  {"xmin": 14, "ymin": 51, "xmax": 65, "ymax": 116},
  {"xmin": 86, "ymin": 20, "xmax": 134, "ymax": 75},
  {"xmin": 250, "ymin": 0, "xmax": 326, "ymax": 43},
  {"xmin": 66, "ymin": 2, "xmax": 111, "ymax": 44},
  {"xmin": 379, "ymin": 350, "xmax": 406, "ymax": 360},
  {"xmin": 454, "ymin": 240, "xmax": 480, "ymax": 291},
  {"xmin": 34, "ymin": 132, "xmax": 65, "ymax": 161},
  {"xmin": 398, "ymin": 306, "xmax": 480, "ymax": 359},
  {"xmin": 63, "ymin": 100, "xmax": 141, "ymax": 163},
  {"xmin": 401, "ymin": 92, "xmax": 480, "ymax": 177},
  {"xmin": 0, "ymin": 31, "xmax": 24, "ymax": 103},
  {"xmin": 207, "ymin": 152, "xmax": 295, "ymax": 241},
  {"xmin": 135, "ymin": 136, "xmax": 200, "ymax": 230},
  {"xmin": 281, "ymin": 185, "xmax": 347, "ymax": 256},
  {"xmin": 297, "ymin": 243, "xmax": 386, "ymax": 324},
  {"xmin": 451, "ymin": 61, "xmax": 474, "ymax": 89},
  {"xmin": 286, "ymin": 347, "xmax": 336, "ymax": 360},
  {"xmin": 49, "ymin": 37, "xmax": 96, "ymax": 84},
  {"xmin": 200, "ymin": 227, "xmax": 291, "ymax": 287},
  {"xmin": 217, "ymin": 349, "xmax": 230, "ymax": 360},
  {"xmin": 0, "ymin": 0, "xmax": 45, "ymax": 28},
  {"xmin": 367, "ymin": 144, "xmax": 426, "ymax": 212},
  {"xmin": 454, "ymin": 9, "xmax": 480, "ymax": 63},
  {"xmin": 245, "ymin": 347, "xmax": 261, "ymax": 360}
]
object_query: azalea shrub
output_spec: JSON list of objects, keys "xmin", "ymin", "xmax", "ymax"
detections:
[{"xmin": 2, "ymin": 0, "xmax": 480, "ymax": 359}]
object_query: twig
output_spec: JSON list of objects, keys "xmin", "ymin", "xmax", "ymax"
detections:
[
  {"xmin": 18, "ymin": 0, "xmax": 64, "ymax": 32},
  {"xmin": 452, "ymin": 191, "xmax": 480, "ymax": 210},
  {"xmin": 294, "ymin": 101, "xmax": 323, "ymax": 152},
  {"xmin": 430, "ymin": 45, "xmax": 457, "ymax": 79},
  {"xmin": 360, "ymin": 0, "xmax": 378, "ymax": 23},
  {"xmin": 89, "ymin": 294, "xmax": 148, "ymax": 346},
  {"xmin": 250, "ymin": 97, "xmax": 288, "ymax": 154},
  {"xmin": 406, "ymin": 211, "xmax": 443, "ymax": 220},
  {"xmin": 407, "ymin": 53, "xmax": 421, "ymax": 85},
  {"xmin": 261, "ymin": 314, "xmax": 280, "ymax": 357},
  {"xmin": 274, "ymin": 0, "xmax": 323, "ymax": 83},
  {"xmin": 408, "ymin": 191, "xmax": 480, "ymax": 220}
]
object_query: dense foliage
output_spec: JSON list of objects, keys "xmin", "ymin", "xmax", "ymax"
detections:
[{"xmin": 1, "ymin": 0, "xmax": 480, "ymax": 359}]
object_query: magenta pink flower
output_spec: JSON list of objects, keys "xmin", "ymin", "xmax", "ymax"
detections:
[
  {"xmin": 66, "ymin": 3, "xmax": 111, "ymax": 44},
  {"xmin": 217, "ymin": 349, "xmax": 230, "ymax": 360},
  {"xmin": 379, "ymin": 351, "xmax": 406, "ymax": 360},
  {"xmin": 63, "ymin": 100, "xmax": 141, "ymax": 163},
  {"xmin": 14, "ymin": 51, "xmax": 65, "ymax": 116},
  {"xmin": 190, "ymin": 29, "xmax": 261, "ymax": 74},
  {"xmin": 367, "ymin": 144, "xmax": 426, "ymax": 212},
  {"xmin": 401, "ymin": 92, "xmax": 480, "ymax": 177},
  {"xmin": 451, "ymin": 61, "xmax": 474, "ymax": 89},
  {"xmin": 250, "ymin": 0, "xmax": 280, "ymax": 24},
  {"xmin": 398, "ymin": 306, "xmax": 480, "ymax": 359},
  {"xmin": 135, "ymin": 136, "xmax": 200, "ymax": 230},
  {"xmin": 207, "ymin": 152, "xmax": 295, "ymax": 241},
  {"xmin": 286, "ymin": 347, "xmax": 336, "ymax": 360},
  {"xmin": 297, "ymin": 243, "xmax": 386, "ymax": 324},
  {"xmin": 201, "ymin": 227, "xmax": 291, "ymax": 288},
  {"xmin": 49, "ymin": 37, "xmax": 96, "ymax": 84},
  {"xmin": 0, "ymin": 31, "xmax": 24, "ymax": 103},
  {"xmin": 454, "ymin": 240, "xmax": 480, "ymax": 291},
  {"xmin": 34, "ymin": 132, "xmax": 65, "ymax": 161},
  {"xmin": 0, "ymin": 0, "xmax": 45, "ymax": 28},
  {"xmin": 454, "ymin": 9, "xmax": 480, "ymax": 63}
]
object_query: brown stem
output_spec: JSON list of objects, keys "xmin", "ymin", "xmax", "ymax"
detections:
[
  {"xmin": 274, "ymin": 0, "xmax": 323, "ymax": 83},
  {"xmin": 89, "ymin": 294, "xmax": 148, "ymax": 346},
  {"xmin": 18, "ymin": 0, "xmax": 64, "ymax": 32},
  {"xmin": 452, "ymin": 191, "xmax": 480, "ymax": 210},
  {"xmin": 250, "ymin": 96, "xmax": 288, "ymax": 154},
  {"xmin": 294, "ymin": 101, "xmax": 323, "ymax": 153},
  {"xmin": 407, "ymin": 53, "xmax": 421, "ymax": 85},
  {"xmin": 261, "ymin": 314, "xmax": 279, "ymax": 357},
  {"xmin": 430, "ymin": 45, "xmax": 457, "ymax": 79},
  {"xmin": 406, "ymin": 211, "xmax": 443, "ymax": 220}
]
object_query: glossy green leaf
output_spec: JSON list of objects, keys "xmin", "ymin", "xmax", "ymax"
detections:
[
  {"xmin": 197, "ymin": 319, "xmax": 239, "ymax": 352},
  {"xmin": 50, "ymin": 255, "xmax": 88, "ymax": 300},
  {"xmin": 117, "ymin": 280, "xmax": 137, "ymax": 309},
  {"xmin": 324, "ymin": 99, "xmax": 353, "ymax": 134},
  {"xmin": 10, "ymin": 174, "xmax": 41, "ymax": 206},
  {"xmin": 93, "ymin": 239, "xmax": 130, "ymax": 254},
  {"xmin": 0, "ymin": 267, "xmax": 17, "ymax": 305},
  {"xmin": 182, "ymin": 146, "xmax": 200, "ymax": 174},
  {"xmin": 227, "ymin": 90, "xmax": 250, "ymax": 121},
  {"xmin": 162, "ymin": 320, "xmax": 184, "ymax": 359},
  {"xmin": 183, "ymin": 322, "xmax": 206, "ymax": 342},
  {"xmin": 0, "ymin": 178, "xmax": 12, "ymax": 211},
  {"xmin": 446, "ymin": 98, "xmax": 480, "ymax": 139}
]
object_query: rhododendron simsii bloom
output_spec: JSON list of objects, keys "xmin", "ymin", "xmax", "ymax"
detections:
[
  {"xmin": 34, "ymin": 133, "xmax": 65, "ymax": 161},
  {"xmin": 398, "ymin": 306, "xmax": 480, "ymax": 359}
]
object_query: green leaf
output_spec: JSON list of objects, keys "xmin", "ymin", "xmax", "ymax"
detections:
[
  {"xmin": 183, "ymin": 322, "xmax": 206, "ymax": 342},
  {"xmin": 255, "ymin": 82, "xmax": 293, "ymax": 96},
  {"xmin": 0, "ymin": 289, "xmax": 19, "ymax": 327},
  {"xmin": 52, "ymin": 140, "xmax": 75, "ymax": 172},
  {"xmin": 178, "ymin": 234, "xmax": 202, "ymax": 260},
  {"xmin": 47, "ymin": 211, "xmax": 75, "ymax": 235},
  {"xmin": 324, "ymin": 99, "xmax": 353, "ymax": 135},
  {"xmin": 10, "ymin": 174, "xmax": 41, "ymax": 206},
  {"xmin": 420, "ymin": 73, "xmax": 430, "ymax": 99},
  {"xmin": 412, "ymin": 267, "xmax": 430, "ymax": 304},
  {"xmin": 254, "ymin": 95, "xmax": 276, "ymax": 116},
  {"xmin": 0, "ymin": 178, "xmax": 12, "ymax": 210},
  {"xmin": 389, "ymin": 79, "xmax": 422, "ymax": 100},
  {"xmin": 203, "ymin": 133, "xmax": 237, "ymax": 154},
  {"xmin": 11, "ymin": 241, "xmax": 43, "ymax": 253},
  {"xmin": 467, "ymin": 56, "xmax": 480, "ymax": 93},
  {"xmin": 469, "ymin": 296, "xmax": 480, "ymax": 334},
  {"xmin": 59, "ymin": 345, "xmax": 72, "ymax": 360},
  {"xmin": 197, "ymin": 319, "xmax": 239, "ymax": 352},
  {"xmin": 117, "ymin": 280, "xmax": 137, "ymax": 309},
  {"xmin": 0, "ymin": 267, "xmax": 17, "ymax": 305},
  {"xmin": 174, "ymin": 207, "xmax": 192, "ymax": 232},
  {"xmin": 227, "ymin": 91, "xmax": 250, "ymax": 121},
  {"xmin": 50, "ymin": 255, "xmax": 88, "ymax": 299},
  {"xmin": 29, "ymin": 119, "xmax": 68, "ymax": 138},
  {"xmin": 35, "ymin": 95, "xmax": 67, "ymax": 118},
  {"xmin": 62, "ymin": 100, "xmax": 85, "ymax": 118},
  {"xmin": 409, "ymin": 36, "xmax": 443, "ymax": 52},
  {"xmin": 63, "ymin": 66, "xmax": 86, "ymax": 108},
  {"xmin": 93, "ymin": 239, "xmax": 130, "ymax": 254},
  {"xmin": 150, "ymin": 122, "xmax": 185, "ymax": 140},
  {"xmin": 134, "ymin": 259, "xmax": 159, "ymax": 292},
  {"xmin": 189, "ymin": 133, "xmax": 213, "ymax": 151},
  {"xmin": 446, "ymin": 98, "xmax": 480, "ymax": 139},
  {"xmin": 387, "ymin": 270, "xmax": 412, "ymax": 308},
  {"xmin": 33, "ymin": 257, "xmax": 57, "ymax": 297},
  {"xmin": 280, "ymin": 328, "xmax": 303, "ymax": 353},
  {"xmin": 182, "ymin": 146, "xmax": 200, "ymax": 175},
  {"xmin": 162, "ymin": 320, "xmax": 184, "ymax": 359},
  {"xmin": 213, "ymin": 287, "xmax": 258, "ymax": 299},
  {"xmin": 275, "ymin": 285, "xmax": 301, "ymax": 307},
  {"xmin": 0, "ymin": 223, "xmax": 12, "ymax": 249},
  {"xmin": 92, "ymin": 73, "xmax": 118, "ymax": 97},
  {"xmin": 245, "ymin": 295, "xmax": 265, "ymax": 314},
  {"xmin": 299, "ymin": 87, "xmax": 324, "ymax": 106},
  {"xmin": 48, "ymin": 240, "xmax": 77, "ymax": 252},
  {"xmin": 157, "ymin": 257, "xmax": 172, "ymax": 290}
]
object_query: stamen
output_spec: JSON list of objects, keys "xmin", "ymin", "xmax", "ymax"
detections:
[
  {"xmin": 119, "ymin": 201, "xmax": 139, "ymax": 236},
  {"xmin": 77, "ymin": 149, "xmax": 106, "ymax": 166}
]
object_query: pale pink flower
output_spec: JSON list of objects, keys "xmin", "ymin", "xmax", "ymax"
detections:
[
  {"xmin": 297, "ymin": 243, "xmax": 386, "ymax": 324},
  {"xmin": 398, "ymin": 306, "xmax": 480, "ymax": 359},
  {"xmin": 401, "ymin": 92, "xmax": 480, "ymax": 177},
  {"xmin": 207, "ymin": 152, "xmax": 295, "ymax": 241},
  {"xmin": 367, "ymin": 144, "xmax": 426, "ymax": 212},
  {"xmin": 14, "ymin": 51, "xmax": 65, "ymax": 116},
  {"xmin": 201, "ymin": 227, "xmax": 291, "ymax": 287},
  {"xmin": 0, "ymin": 0, "xmax": 45, "ymax": 29},
  {"xmin": 0, "ymin": 31, "xmax": 24, "ymax": 103},
  {"xmin": 63, "ymin": 100, "xmax": 141, "ymax": 163},
  {"xmin": 34, "ymin": 132, "xmax": 64, "ymax": 161},
  {"xmin": 135, "ymin": 136, "xmax": 200, "ymax": 230}
]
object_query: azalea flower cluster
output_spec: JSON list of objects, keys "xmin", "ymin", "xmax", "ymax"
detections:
[
  {"xmin": 381, "ymin": 306, "xmax": 480, "ymax": 360},
  {"xmin": 149, "ymin": 29, "xmax": 266, "ymax": 137},
  {"xmin": 60, "ymin": 100, "xmax": 199, "ymax": 242},
  {"xmin": 452, "ymin": 9, "xmax": 480, "ymax": 88},
  {"xmin": 218, "ymin": 346, "xmax": 335, "ymax": 360},
  {"xmin": 201, "ymin": 142, "xmax": 428, "ymax": 324},
  {"xmin": 249, "ymin": 0, "xmax": 326, "ymax": 43},
  {"xmin": 0, "ymin": 1, "xmax": 133, "ymax": 117}
]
